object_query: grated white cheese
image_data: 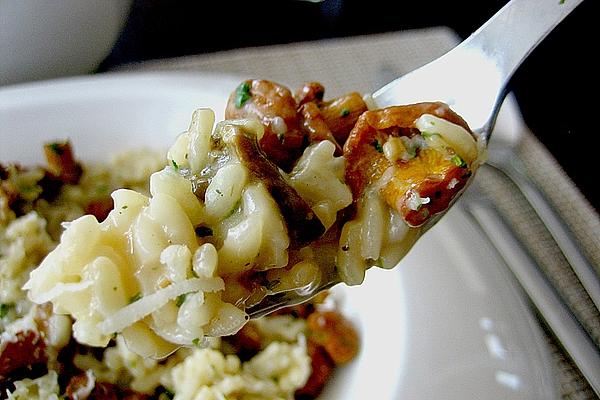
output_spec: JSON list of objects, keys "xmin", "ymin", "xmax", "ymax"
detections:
[
  {"xmin": 406, "ymin": 190, "xmax": 430, "ymax": 211},
  {"xmin": 99, "ymin": 278, "xmax": 224, "ymax": 335}
]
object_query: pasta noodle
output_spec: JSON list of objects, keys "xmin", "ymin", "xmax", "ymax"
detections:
[
  {"xmin": 24, "ymin": 110, "xmax": 313, "ymax": 355},
  {"xmin": 23, "ymin": 80, "xmax": 480, "ymax": 358}
]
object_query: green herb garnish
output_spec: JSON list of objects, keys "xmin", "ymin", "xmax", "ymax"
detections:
[
  {"xmin": 192, "ymin": 338, "xmax": 202, "ymax": 347},
  {"xmin": 171, "ymin": 159, "xmax": 179, "ymax": 170},
  {"xmin": 158, "ymin": 388, "xmax": 175, "ymax": 400},
  {"xmin": 340, "ymin": 108, "xmax": 350, "ymax": 117},
  {"xmin": 373, "ymin": 257, "xmax": 385, "ymax": 268},
  {"xmin": 129, "ymin": 292, "xmax": 143, "ymax": 304},
  {"xmin": 451, "ymin": 154, "xmax": 467, "ymax": 168},
  {"xmin": 421, "ymin": 131, "xmax": 441, "ymax": 139},
  {"xmin": 235, "ymin": 82, "xmax": 252, "ymax": 108},
  {"xmin": 371, "ymin": 139, "xmax": 384, "ymax": 153},
  {"xmin": 0, "ymin": 303, "xmax": 12, "ymax": 318},
  {"xmin": 175, "ymin": 294, "xmax": 187, "ymax": 307},
  {"xmin": 49, "ymin": 142, "xmax": 64, "ymax": 155}
]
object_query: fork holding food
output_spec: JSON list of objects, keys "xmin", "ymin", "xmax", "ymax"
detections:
[{"xmin": 24, "ymin": 78, "xmax": 480, "ymax": 357}]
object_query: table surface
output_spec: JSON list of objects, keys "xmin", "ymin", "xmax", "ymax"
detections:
[{"xmin": 99, "ymin": 0, "xmax": 598, "ymax": 213}]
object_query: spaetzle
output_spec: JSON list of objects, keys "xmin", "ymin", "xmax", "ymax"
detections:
[{"xmin": 22, "ymin": 79, "xmax": 481, "ymax": 359}]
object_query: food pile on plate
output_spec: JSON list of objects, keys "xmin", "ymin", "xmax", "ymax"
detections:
[{"xmin": 1, "ymin": 79, "xmax": 479, "ymax": 399}]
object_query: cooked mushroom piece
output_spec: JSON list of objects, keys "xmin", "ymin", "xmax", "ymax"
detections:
[
  {"xmin": 344, "ymin": 102, "xmax": 477, "ymax": 227},
  {"xmin": 223, "ymin": 123, "xmax": 326, "ymax": 245},
  {"xmin": 225, "ymin": 79, "xmax": 306, "ymax": 171}
]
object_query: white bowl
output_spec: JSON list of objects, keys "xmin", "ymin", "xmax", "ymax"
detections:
[
  {"xmin": 0, "ymin": 0, "xmax": 132, "ymax": 86},
  {"xmin": 0, "ymin": 72, "xmax": 558, "ymax": 399}
]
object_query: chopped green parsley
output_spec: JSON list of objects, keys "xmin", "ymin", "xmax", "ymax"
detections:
[
  {"xmin": 175, "ymin": 294, "xmax": 187, "ymax": 307},
  {"xmin": 49, "ymin": 142, "xmax": 64, "ymax": 155},
  {"xmin": 95, "ymin": 184, "xmax": 109, "ymax": 195},
  {"xmin": 451, "ymin": 155, "xmax": 467, "ymax": 168},
  {"xmin": 421, "ymin": 131, "xmax": 441, "ymax": 139},
  {"xmin": 129, "ymin": 292, "xmax": 143, "ymax": 304},
  {"xmin": 0, "ymin": 303, "xmax": 12, "ymax": 318},
  {"xmin": 340, "ymin": 108, "xmax": 350, "ymax": 117},
  {"xmin": 171, "ymin": 159, "xmax": 179, "ymax": 170},
  {"xmin": 371, "ymin": 139, "xmax": 384, "ymax": 153},
  {"xmin": 235, "ymin": 82, "xmax": 252, "ymax": 108}
]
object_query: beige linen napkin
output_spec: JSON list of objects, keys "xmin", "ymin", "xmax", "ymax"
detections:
[{"xmin": 117, "ymin": 27, "xmax": 600, "ymax": 399}]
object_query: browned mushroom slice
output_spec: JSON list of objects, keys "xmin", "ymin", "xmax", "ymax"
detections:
[
  {"xmin": 306, "ymin": 310, "xmax": 360, "ymax": 365},
  {"xmin": 295, "ymin": 82, "xmax": 326, "ymax": 106},
  {"xmin": 319, "ymin": 92, "xmax": 368, "ymax": 145},
  {"xmin": 298, "ymin": 102, "xmax": 343, "ymax": 155},
  {"xmin": 225, "ymin": 79, "xmax": 306, "ymax": 171},
  {"xmin": 344, "ymin": 102, "xmax": 475, "ymax": 227},
  {"xmin": 227, "ymin": 124, "xmax": 325, "ymax": 245},
  {"xmin": 43, "ymin": 141, "xmax": 83, "ymax": 184},
  {"xmin": 0, "ymin": 330, "xmax": 48, "ymax": 379},
  {"xmin": 295, "ymin": 341, "xmax": 335, "ymax": 399}
]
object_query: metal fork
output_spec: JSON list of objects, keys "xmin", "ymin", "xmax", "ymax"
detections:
[
  {"xmin": 464, "ymin": 183, "xmax": 600, "ymax": 396},
  {"xmin": 373, "ymin": 0, "xmax": 583, "ymax": 143},
  {"xmin": 248, "ymin": 0, "xmax": 584, "ymax": 318}
]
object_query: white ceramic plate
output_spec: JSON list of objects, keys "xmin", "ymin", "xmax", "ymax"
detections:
[{"xmin": 0, "ymin": 72, "xmax": 556, "ymax": 399}]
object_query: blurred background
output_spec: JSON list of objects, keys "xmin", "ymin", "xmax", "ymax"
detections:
[{"xmin": 1, "ymin": 0, "xmax": 596, "ymax": 211}]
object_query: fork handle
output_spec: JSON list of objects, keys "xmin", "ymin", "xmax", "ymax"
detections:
[
  {"xmin": 464, "ymin": 0, "xmax": 583, "ymax": 82},
  {"xmin": 373, "ymin": 0, "xmax": 584, "ymax": 138},
  {"xmin": 458, "ymin": 0, "xmax": 584, "ymax": 136}
]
